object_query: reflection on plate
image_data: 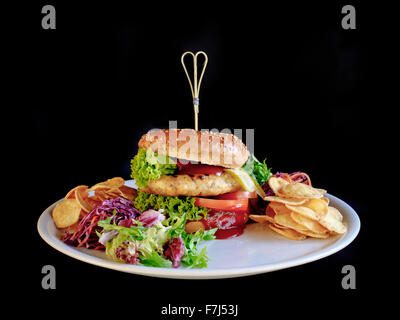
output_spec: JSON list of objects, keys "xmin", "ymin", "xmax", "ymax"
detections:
[{"xmin": 37, "ymin": 180, "xmax": 360, "ymax": 279}]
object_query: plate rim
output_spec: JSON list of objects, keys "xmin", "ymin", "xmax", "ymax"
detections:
[{"xmin": 37, "ymin": 191, "xmax": 360, "ymax": 279}]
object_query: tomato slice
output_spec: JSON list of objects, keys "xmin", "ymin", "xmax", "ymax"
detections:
[
  {"xmin": 194, "ymin": 197, "xmax": 249, "ymax": 211},
  {"xmin": 215, "ymin": 191, "xmax": 257, "ymax": 200},
  {"xmin": 177, "ymin": 162, "xmax": 224, "ymax": 175},
  {"xmin": 186, "ymin": 209, "xmax": 249, "ymax": 239},
  {"xmin": 214, "ymin": 227, "xmax": 245, "ymax": 239},
  {"xmin": 201, "ymin": 209, "xmax": 249, "ymax": 230}
]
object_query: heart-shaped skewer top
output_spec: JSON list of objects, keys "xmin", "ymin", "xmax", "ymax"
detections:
[{"xmin": 181, "ymin": 51, "xmax": 208, "ymax": 131}]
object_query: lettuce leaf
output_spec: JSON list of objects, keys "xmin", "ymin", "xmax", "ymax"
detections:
[
  {"xmin": 130, "ymin": 148, "xmax": 177, "ymax": 188},
  {"xmin": 133, "ymin": 190, "xmax": 209, "ymax": 221},
  {"xmin": 98, "ymin": 215, "xmax": 147, "ymax": 241},
  {"xmin": 180, "ymin": 228, "xmax": 217, "ymax": 268},
  {"xmin": 138, "ymin": 252, "xmax": 172, "ymax": 268},
  {"xmin": 164, "ymin": 214, "xmax": 217, "ymax": 268},
  {"xmin": 242, "ymin": 152, "xmax": 272, "ymax": 186}
]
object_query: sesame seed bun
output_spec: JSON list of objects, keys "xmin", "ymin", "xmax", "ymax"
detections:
[{"xmin": 138, "ymin": 129, "xmax": 248, "ymax": 169}]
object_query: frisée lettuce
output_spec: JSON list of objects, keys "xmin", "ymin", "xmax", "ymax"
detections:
[
  {"xmin": 242, "ymin": 152, "xmax": 272, "ymax": 187},
  {"xmin": 130, "ymin": 148, "xmax": 177, "ymax": 188},
  {"xmin": 133, "ymin": 190, "xmax": 209, "ymax": 221}
]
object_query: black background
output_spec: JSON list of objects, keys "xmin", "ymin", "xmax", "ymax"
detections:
[{"xmin": 8, "ymin": 0, "xmax": 389, "ymax": 317}]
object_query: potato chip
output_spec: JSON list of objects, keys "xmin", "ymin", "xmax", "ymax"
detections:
[
  {"xmin": 249, "ymin": 214, "xmax": 275, "ymax": 224},
  {"xmin": 319, "ymin": 207, "xmax": 347, "ymax": 234},
  {"xmin": 268, "ymin": 224, "xmax": 306, "ymax": 240},
  {"xmin": 89, "ymin": 184, "xmax": 109, "ymax": 191},
  {"xmin": 105, "ymin": 187, "xmax": 121, "ymax": 194},
  {"xmin": 321, "ymin": 197, "xmax": 330, "ymax": 205},
  {"xmin": 268, "ymin": 202, "xmax": 293, "ymax": 215},
  {"xmin": 285, "ymin": 204, "xmax": 321, "ymax": 221},
  {"xmin": 88, "ymin": 186, "xmax": 106, "ymax": 197},
  {"xmin": 268, "ymin": 177, "xmax": 289, "ymax": 194},
  {"xmin": 53, "ymin": 177, "xmax": 134, "ymax": 230},
  {"xmin": 65, "ymin": 185, "xmax": 88, "ymax": 200},
  {"xmin": 118, "ymin": 185, "xmax": 137, "ymax": 201},
  {"xmin": 87, "ymin": 177, "xmax": 133, "ymax": 202},
  {"xmin": 304, "ymin": 198, "xmax": 328, "ymax": 216},
  {"xmin": 272, "ymin": 223, "xmax": 289, "ymax": 229},
  {"xmin": 106, "ymin": 192, "xmax": 121, "ymax": 199},
  {"xmin": 261, "ymin": 173, "xmax": 346, "ymax": 240},
  {"xmin": 296, "ymin": 229, "xmax": 330, "ymax": 239},
  {"xmin": 274, "ymin": 213, "xmax": 309, "ymax": 232},
  {"xmin": 327, "ymin": 206, "xmax": 343, "ymax": 221},
  {"xmin": 52, "ymin": 199, "xmax": 82, "ymax": 228},
  {"xmin": 107, "ymin": 188, "xmax": 121, "ymax": 198},
  {"xmin": 91, "ymin": 177, "xmax": 125, "ymax": 190},
  {"xmin": 287, "ymin": 205, "xmax": 325, "ymax": 221},
  {"xmin": 75, "ymin": 187, "xmax": 92, "ymax": 213},
  {"xmin": 290, "ymin": 211, "xmax": 328, "ymax": 234},
  {"xmin": 278, "ymin": 183, "xmax": 323, "ymax": 199},
  {"xmin": 97, "ymin": 189, "xmax": 117, "ymax": 198},
  {"xmin": 315, "ymin": 188, "xmax": 327, "ymax": 195},
  {"xmin": 264, "ymin": 196, "xmax": 307, "ymax": 206},
  {"xmin": 92, "ymin": 190, "xmax": 107, "ymax": 202}
]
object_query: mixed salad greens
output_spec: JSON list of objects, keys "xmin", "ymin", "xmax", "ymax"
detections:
[
  {"xmin": 97, "ymin": 207, "xmax": 216, "ymax": 268},
  {"xmin": 64, "ymin": 197, "xmax": 216, "ymax": 268}
]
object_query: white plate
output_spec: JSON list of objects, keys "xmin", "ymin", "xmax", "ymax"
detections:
[{"xmin": 37, "ymin": 180, "xmax": 360, "ymax": 279}]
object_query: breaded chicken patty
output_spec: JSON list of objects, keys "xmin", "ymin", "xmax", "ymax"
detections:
[{"xmin": 140, "ymin": 172, "xmax": 243, "ymax": 197}]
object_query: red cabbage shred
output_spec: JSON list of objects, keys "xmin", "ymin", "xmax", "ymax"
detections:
[{"xmin": 63, "ymin": 197, "xmax": 141, "ymax": 249}]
